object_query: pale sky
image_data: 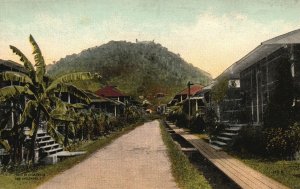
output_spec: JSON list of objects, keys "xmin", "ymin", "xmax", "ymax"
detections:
[{"xmin": 1, "ymin": 0, "xmax": 300, "ymax": 78}]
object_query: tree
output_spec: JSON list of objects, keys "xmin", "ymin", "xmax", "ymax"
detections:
[{"xmin": 0, "ymin": 35, "xmax": 102, "ymax": 164}]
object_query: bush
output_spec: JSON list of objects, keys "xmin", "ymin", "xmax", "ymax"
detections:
[
  {"xmin": 202, "ymin": 108, "xmax": 225, "ymax": 138},
  {"xmin": 232, "ymin": 123, "xmax": 300, "ymax": 159},
  {"xmin": 232, "ymin": 126, "xmax": 266, "ymax": 155},
  {"xmin": 265, "ymin": 123, "xmax": 300, "ymax": 158},
  {"xmin": 190, "ymin": 116, "xmax": 205, "ymax": 133}
]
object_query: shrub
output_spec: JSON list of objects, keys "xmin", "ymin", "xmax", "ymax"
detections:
[
  {"xmin": 232, "ymin": 123, "xmax": 300, "ymax": 159},
  {"xmin": 265, "ymin": 123, "xmax": 300, "ymax": 158},
  {"xmin": 190, "ymin": 115, "xmax": 205, "ymax": 133},
  {"xmin": 232, "ymin": 126, "xmax": 266, "ymax": 155},
  {"xmin": 202, "ymin": 108, "xmax": 225, "ymax": 138}
]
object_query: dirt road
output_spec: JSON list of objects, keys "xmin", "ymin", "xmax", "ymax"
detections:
[{"xmin": 38, "ymin": 120, "xmax": 178, "ymax": 189}]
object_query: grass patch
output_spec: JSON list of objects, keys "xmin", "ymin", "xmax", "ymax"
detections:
[
  {"xmin": 0, "ymin": 120, "xmax": 145, "ymax": 189},
  {"xmin": 231, "ymin": 153, "xmax": 300, "ymax": 189},
  {"xmin": 159, "ymin": 120, "xmax": 211, "ymax": 189}
]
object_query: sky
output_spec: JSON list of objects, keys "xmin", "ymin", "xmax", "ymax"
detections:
[{"xmin": 1, "ymin": 0, "xmax": 300, "ymax": 78}]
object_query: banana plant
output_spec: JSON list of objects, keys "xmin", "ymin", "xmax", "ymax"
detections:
[{"xmin": 0, "ymin": 35, "xmax": 102, "ymax": 164}]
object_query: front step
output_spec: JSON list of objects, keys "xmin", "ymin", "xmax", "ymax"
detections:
[
  {"xmin": 228, "ymin": 123, "xmax": 248, "ymax": 127},
  {"xmin": 36, "ymin": 129, "xmax": 64, "ymax": 163},
  {"xmin": 220, "ymin": 132, "xmax": 238, "ymax": 137},
  {"xmin": 217, "ymin": 136, "xmax": 231, "ymax": 142},
  {"xmin": 211, "ymin": 140, "xmax": 227, "ymax": 146},
  {"xmin": 209, "ymin": 144, "xmax": 222, "ymax": 151},
  {"xmin": 225, "ymin": 127, "xmax": 241, "ymax": 132}
]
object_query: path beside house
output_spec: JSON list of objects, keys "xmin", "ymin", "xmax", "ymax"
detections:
[
  {"xmin": 165, "ymin": 121, "xmax": 289, "ymax": 189},
  {"xmin": 37, "ymin": 120, "xmax": 178, "ymax": 189}
]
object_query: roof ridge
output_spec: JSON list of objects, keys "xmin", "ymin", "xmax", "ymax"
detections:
[{"xmin": 262, "ymin": 28, "xmax": 300, "ymax": 45}]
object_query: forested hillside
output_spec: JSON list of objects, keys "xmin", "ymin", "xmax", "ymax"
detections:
[{"xmin": 47, "ymin": 40, "xmax": 211, "ymax": 103}]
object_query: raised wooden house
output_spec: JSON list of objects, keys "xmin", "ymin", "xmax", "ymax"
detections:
[
  {"xmin": 217, "ymin": 29, "xmax": 300, "ymax": 125},
  {"xmin": 206, "ymin": 29, "xmax": 300, "ymax": 149},
  {"xmin": 0, "ymin": 60, "xmax": 27, "ymax": 129}
]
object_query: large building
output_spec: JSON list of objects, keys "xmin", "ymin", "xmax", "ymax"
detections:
[{"xmin": 216, "ymin": 29, "xmax": 300, "ymax": 125}]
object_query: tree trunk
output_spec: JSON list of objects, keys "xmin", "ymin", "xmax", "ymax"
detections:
[{"xmin": 64, "ymin": 122, "xmax": 69, "ymax": 147}]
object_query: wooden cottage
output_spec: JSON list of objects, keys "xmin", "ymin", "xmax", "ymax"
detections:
[{"xmin": 214, "ymin": 29, "xmax": 300, "ymax": 125}]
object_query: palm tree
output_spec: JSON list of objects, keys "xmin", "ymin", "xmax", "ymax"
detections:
[{"xmin": 0, "ymin": 35, "xmax": 102, "ymax": 164}]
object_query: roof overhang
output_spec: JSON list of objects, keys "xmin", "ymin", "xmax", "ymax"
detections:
[{"xmin": 217, "ymin": 29, "xmax": 300, "ymax": 79}]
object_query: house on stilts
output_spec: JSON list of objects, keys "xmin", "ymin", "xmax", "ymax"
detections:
[{"xmin": 204, "ymin": 29, "xmax": 300, "ymax": 149}]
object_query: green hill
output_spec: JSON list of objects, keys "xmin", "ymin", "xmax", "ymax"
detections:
[{"xmin": 47, "ymin": 40, "xmax": 212, "ymax": 103}]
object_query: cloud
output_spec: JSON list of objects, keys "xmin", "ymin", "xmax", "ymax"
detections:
[
  {"xmin": 157, "ymin": 11, "xmax": 300, "ymax": 77},
  {"xmin": 1, "ymin": 9, "xmax": 300, "ymax": 78}
]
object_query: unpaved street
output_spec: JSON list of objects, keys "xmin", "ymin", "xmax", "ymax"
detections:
[{"xmin": 38, "ymin": 120, "xmax": 178, "ymax": 189}]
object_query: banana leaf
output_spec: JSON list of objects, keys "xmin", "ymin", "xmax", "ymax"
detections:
[
  {"xmin": 29, "ymin": 35, "xmax": 45, "ymax": 84},
  {"xmin": 0, "ymin": 86, "xmax": 34, "ymax": 102},
  {"xmin": 47, "ymin": 123, "xmax": 64, "ymax": 145},
  {"xmin": 50, "ymin": 99, "xmax": 75, "ymax": 122},
  {"xmin": 9, "ymin": 45, "xmax": 35, "ymax": 73},
  {"xmin": 50, "ymin": 99, "xmax": 67, "ymax": 116},
  {"xmin": 0, "ymin": 71, "xmax": 33, "ymax": 85},
  {"xmin": 18, "ymin": 100, "xmax": 37, "ymax": 125},
  {"xmin": 47, "ymin": 72, "xmax": 101, "ymax": 91},
  {"xmin": 0, "ymin": 139, "xmax": 11, "ymax": 152}
]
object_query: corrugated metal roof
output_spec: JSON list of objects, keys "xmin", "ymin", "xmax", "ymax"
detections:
[
  {"xmin": 177, "ymin": 84, "xmax": 203, "ymax": 96},
  {"xmin": 95, "ymin": 86, "xmax": 128, "ymax": 98},
  {"xmin": 217, "ymin": 29, "xmax": 300, "ymax": 79}
]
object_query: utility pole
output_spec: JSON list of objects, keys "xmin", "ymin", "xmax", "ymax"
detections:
[{"xmin": 187, "ymin": 81, "xmax": 194, "ymax": 128}]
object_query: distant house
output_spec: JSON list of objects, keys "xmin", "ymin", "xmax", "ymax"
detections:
[
  {"xmin": 86, "ymin": 91, "xmax": 123, "ymax": 116},
  {"xmin": 0, "ymin": 59, "xmax": 27, "ymax": 88},
  {"xmin": 168, "ymin": 84, "xmax": 205, "ymax": 116},
  {"xmin": 172, "ymin": 84, "xmax": 203, "ymax": 103},
  {"xmin": 95, "ymin": 86, "xmax": 130, "ymax": 103},
  {"xmin": 57, "ymin": 90, "xmax": 123, "ymax": 117}
]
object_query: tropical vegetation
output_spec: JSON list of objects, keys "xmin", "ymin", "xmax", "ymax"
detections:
[{"xmin": 0, "ymin": 35, "xmax": 144, "ymax": 168}]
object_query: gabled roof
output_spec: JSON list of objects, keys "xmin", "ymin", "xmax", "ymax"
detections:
[
  {"xmin": 0, "ymin": 59, "xmax": 27, "ymax": 73},
  {"xmin": 217, "ymin": 29, "xmax": 300, "ymax": 79},
  {"xmin": 176, "ymin": 84, "xmax": 203, "ymax": 96},
  {"xmin": 85, "ymin": 90, "xmax": 124, "ymax": 105},
  {"xmin": 95, "ymin": 86, "xmax": 128, "ymax": 98}
]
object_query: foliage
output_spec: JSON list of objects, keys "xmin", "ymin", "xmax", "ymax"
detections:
[
  {"xmin": 232, "ymin": 123, "xmax": 300, "ymax": 159},
  {"xmin": 232, "ymin": 126, "xmax": 266, "ymax": 156},
  {"xmin": 189, "ymin": 115, "xmax": 205, "ymax": 133},
  {"xmin": 202, "ymin": 108, "xmax": 219, "ymax": 137},
  {"xmin": 166, "ymin": 105, "xmax": 187, "ymax": 128},
  {"xmin": 211, "ymin": 77, "xmax": 229, "ymax": 104},
  {"xmin": 264, "ymin": 123, "xmax": 300, "ymax": 158},
  {"xmin": 0, "ymin": 35, "xmax": 100, "ymax": 164},
  {"xmin": 159, "ymin": 120, "xmax": 211, "ymax": 189},
  {"xmin": 47, "ymin": 41, "xmax": 212, "ymax": 103}
]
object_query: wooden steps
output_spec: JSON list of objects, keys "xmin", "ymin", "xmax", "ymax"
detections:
[
  {"xmin": 164, "ymin": 121, "xmax": 289, "ymax": 189},
  {"xmin": 37, "ymin": 130, "xmax": 64, "ymax": 157},
  {"xmin": 210, "ymin": 123, "xmax": 247, "ymax": 149}
]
